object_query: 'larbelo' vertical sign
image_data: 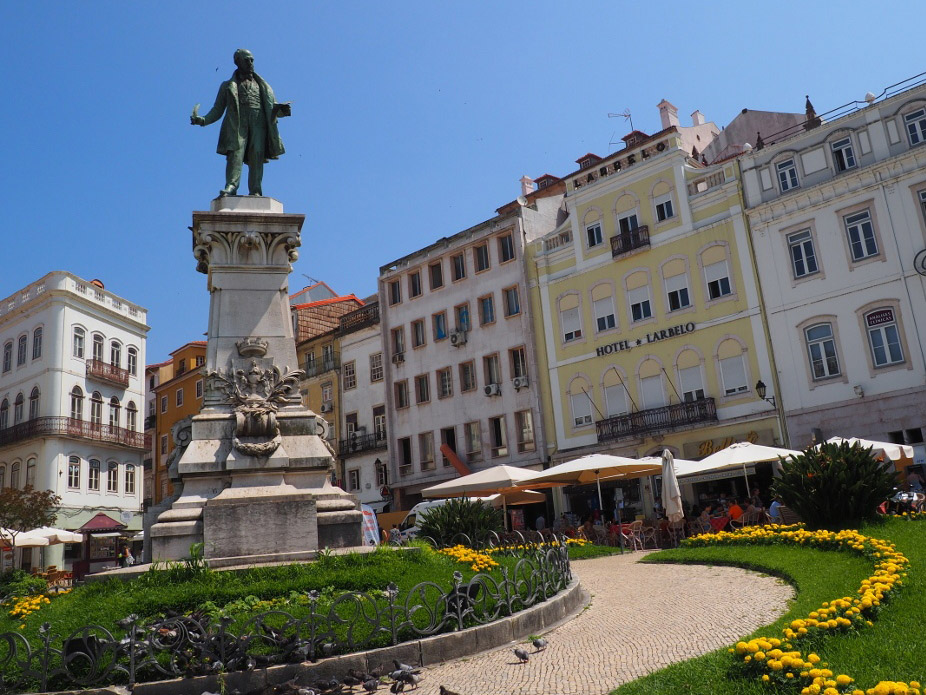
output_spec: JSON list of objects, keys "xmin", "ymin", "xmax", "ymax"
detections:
[{"xmin": 596, "ymin": 321, "xmax": 697, "ymax": 357}]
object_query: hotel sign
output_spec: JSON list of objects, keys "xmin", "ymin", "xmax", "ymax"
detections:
[{"xmin": 596, "ymin": 322, "xmax": 697, "ymax": 357}]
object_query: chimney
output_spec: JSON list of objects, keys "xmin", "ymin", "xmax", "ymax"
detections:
[
  {"xmin": 520, "ymin": 175, "xmax": 536, "ymax": 196},
  {"xmin": 691, "ymin": 110, "xmax": 705, "ymax": 126},
  {"xmin": 657, "ymin": 99, "xmax": 679, "ymax": 129}
]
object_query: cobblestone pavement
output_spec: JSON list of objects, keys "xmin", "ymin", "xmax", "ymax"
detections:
[{"xmin": 417, "ymin": 551, "xmax": 794, "ymax": 695}]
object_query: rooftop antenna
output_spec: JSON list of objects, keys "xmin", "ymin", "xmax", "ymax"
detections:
[
  {"xmin": 607, "ymin": 109, "xmax": 633, "ymax": 149},
  {"xmin": 301, "ymin": 274, "xmax": 319, "ymax": 286}
]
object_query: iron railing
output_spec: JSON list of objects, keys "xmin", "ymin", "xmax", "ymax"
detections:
[
  {"xmin": 596, "ymin": 397, "xmax": 717, "ymax": 443},
  {"xmin": 0, "ymin": 539, "xmax": 570, "ymax": 693},
  {"xmin": 337, "ymin": 431, "xmax": 387, "ymax": 457},
  {"xmin": 338, "ymin": 303, "xmax": 379, "ymax": 335},
  {"xmin": 0, "ymin": 417, "xmax": 148, "ymax": 450},
  {"xmin": 86, "ymin": 359, "xmax": 130, "ymax": 387},
  {"xmin": 304, "ymin": 353, "xmax": 340, "ymax": 378},
  {"xmin": 610, "ymin": 225, "xmax": 649, "ymax": 257}
]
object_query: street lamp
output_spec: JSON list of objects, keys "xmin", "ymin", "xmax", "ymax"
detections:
[{"xmin": 755, "ymin": 380, "xmax": 776, "ymax": 408}]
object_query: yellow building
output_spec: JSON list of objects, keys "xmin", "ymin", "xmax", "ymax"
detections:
[
  {"xmin": 528, "ymin": 118, "xmax": 783, "ymax": 518},
  {"xmin": 152, "ymin": 341, "xmax": 206, "ymax": 503}
]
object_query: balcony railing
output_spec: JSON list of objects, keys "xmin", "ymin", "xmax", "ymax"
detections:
[
  {"xmin": 304, "ymin": 353, "xmax": 340, "ymax": 378},
  {"xmin": 337, "ymin": 431, "xmax": 388, "ymax": 457},
  {"xmin": 144, "ymin": 414, "xmax": 157, "ymax": 430},
  {"xmin": 339, "ymin": 303, "xmax": 380, "ymax": 334},
  {"xmin": 610, "ymin": 226, "xmax": 650, "ymax": 257},
  {"xmin": 86, "ymin": 359, "xmax": 130, "ymax": 387},
  {"xmin": 596, "ymin": 397, "xmax": 717, "ymax": 443},
  {"xmin": 0, "ymin": 416, "xmax": 149, "ymax": 450}
]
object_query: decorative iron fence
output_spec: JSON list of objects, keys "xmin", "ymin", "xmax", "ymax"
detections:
[{"xmin": 0, "ymin": 539, "xmax": 570, "ymax": 693}]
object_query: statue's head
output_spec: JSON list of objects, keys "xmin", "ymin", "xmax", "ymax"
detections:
[{"xmin": 233, "ymin": 49, "xmax": 255, "ymax": 74}]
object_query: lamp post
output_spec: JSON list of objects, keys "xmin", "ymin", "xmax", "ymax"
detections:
[{"xmin": 755, "ymin": 380, "xmax": 776, "ymax": 408}]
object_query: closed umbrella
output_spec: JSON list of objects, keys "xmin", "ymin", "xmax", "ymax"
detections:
[{"xmin": 661, "ymin": 450, "xmax": 684, "ymax": 524}]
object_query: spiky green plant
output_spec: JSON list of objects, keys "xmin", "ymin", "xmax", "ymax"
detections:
[
  {"xmin": 771, "ymin": 441, "xmax": 898, "ymax": 530},
  {"xmin": 417, "ymin": 498, "xmax": 504, "ymax": 547}
]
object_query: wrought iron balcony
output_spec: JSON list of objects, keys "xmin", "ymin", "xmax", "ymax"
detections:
[
  {"xmin": 610, "ymin": 225, "xmax": 650, "ymax": 257},
  {"xmin": 337, "ymin": 430, "xmax": 388, "ymax": 457},
  {"xmin": 339, "ymin": 303, "xmax": 380, "ymax": 334},
  {"xmin": 0, "ymin": 416, "xmax": 148, "ymax": 450},
  {"xmin": 596, "ymin": 397, "xmax": 717, "ymax": 443},
  {"xmin": 304, "ymin": 353, "xmax": 340, "ymax": 378},
  {"xmin": 86, "ymin": 359, "xmax": 130, "ymax": 387},
  {"xmin": 144, "ymin": 414, "xmax": 157, "ymax": 430}
]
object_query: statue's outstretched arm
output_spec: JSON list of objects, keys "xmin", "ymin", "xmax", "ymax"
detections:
[{"xmin": 192, "ymin": 82, "xmax": 228, "ymax": 126}]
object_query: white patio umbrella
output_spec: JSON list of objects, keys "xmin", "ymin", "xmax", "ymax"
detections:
[
  {"xmin": 821, "ymin": 437, "xmax": 913, "ymax": 463},
  {"xmin": 681, "ymin": 442, "xmax": 801, "ymax": 492},
  {"xmin": 0, "ymin": 528, "xmax": 51, "ymax": 548},
  {"xmin": 660, "ymin": 450, "xmax": 684, "ymax": 524},
  {"xmin": 26, "ymin": 527, "xmax": 84, "ymax": 544}
]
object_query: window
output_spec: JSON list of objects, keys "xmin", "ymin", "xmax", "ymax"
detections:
[
  {"xmin": 618, "ymin": 213, "xmax": 639, "ymax": 237},
  {"xmin": 107, "ymin": 462, "xmax": 119, "ymax": 493},
  {"xmin": 127, "ymin": 347, "xmax": 138, "ymax": 375},
  {"xmin": 0, "ymin": 399, "xmax": 7, "ymax": 429},
  {"xmin": 433, "ymin": 312, "xmax": 448, "ymax": 341},
  {"xmin": 160, "ymin": 434, "xmax": 168, "ymax": 456},
  {"xmin": 395, "ymin": 380, "xmax": 409, "ymax": 408},
  {"xmin": 515, "ymin": 410, "xmax": 535, "ymax": 453},
  {"xmin": 89, "ymin": 459, "xmax": 100, "ymax": 491},
  {"xmin": 196, "ymin": 355, "xmax": 204, "ymax": 367},
  {"xmin": 410, "ymin": 319, "xmax": 426, "ymax": 348},
  {"xmin": 13, "ymin": 393, "xmax": 23, "ymax": 424},
  {"xmin": 440, "ymin": 427, "xmax": 457, "ymax": 467},
  {"xmin": 509, "ymin": 346, "xmax": 527, "ymax": 378},
  {"xmin": 561, "ymin": 306, "xmax": 582, "ymax": 341},
  {"xmin": 451, "ymin": 253, "xmax": 466, "ymax": 281},
  {"xmin": 370, "ymin": 353, "xmax": 383, "ymax": 382},
  {"xmin": 498, "ymin": 233, "xmax": 515, "ymax": 262},
  {"xmin": 398, "ymin": 437, "xmax": 412, "ymax": 471},
  {"xmin": 777, "ymin": 158, "xmax": 799, "ymax": 192},
  {"xmin": 593, "ymin": 296, "xmax": 616, "ymax": 331},
  {"xmin": 160, "ymin": 395, "xmax": 168, "ymax": 414},
  {"xmin": 347, "ymin": 469, "xmax": 360, "ymax": 491},
  {"xmin": 414, "ymin": 374, "xmax": 430, "ymax": 404},
  {"xmin": 483, "ymin": 354, "xmax": 501, "ymax": 385},
  {"xmin": 92, "ymin": 334, "xmax": 104, "ymax": 362},
  {"xmin": 175, "ymin": 388, "xmax": 184, "ymax": 407},
  {"xmin": 391, "ymin": 327, "xmax": 405, "ymax": 355},
  {"xmin": 2, "ymin": 342, "xmax": 11, "ymax": 373},
  {"xmin": 478, "ymin": 294, "xmax": 495, "ymax": 325},
  {"xmin": 17, "ymin": 335, "xmax": 27, "ymax": 366},
  {"xmin": 321, "ymin": 382, "xmax": 333, "ymax": 403},
  {"xmin": 70, "ymin": 386, "xmax": 83, "ymax": 420},
  {"xmin": 68, "ymin": 456, "xmax": 81, "ymax": 489},
  {"xmin": 343, "ymin": 361, "xmax": 356, "ymax": 390},
  {"xmin": 586, "ymin": 222, "xmax": 603, "ymax": 248},
  {"xmin": 719, "ymin": 355, "xmax": 748, "ymax": 395},
  {"xmin": 419, "ymin": 432, "xmax": 435, "ymax": 468},
  {"xmin": 373, "ymin": 405, "xmax": 386, "ymax": 439},
  {"xmin": 502, "ymin": 286, "xmax": 520, "ymax": 317},
  {"xmin": 28, "ymin": 387, "xmax": 39, "ymax": 420},
  {"xmin": 10, "ymin": 462, "xmax": 19, "ymax": 489},
  {"xmin": 110, "ymin": 341, "xmax": 121, "ymax": 367},
  {"xmin": 304, "ymin": 351, "xmax": 316, "ymax": 373},
  {"xmin": 90, "ymin": 392, "xmax": 103, "ymax": 425},
  {"xmin": 26, "ymin": 458, "xmax": 35, "ymax": 487},
  {"xmin": 109, "ymin": 397, "xmax": 120, "ymax": 428},
  {"xmin": 844, "ymin": 210, "xmax": 878, "ymax": 261},
  {"xmin": 679, "ymin": 365, "xmax": 705, "ymax": 401},
  {"xmin": 831, "ymin": 137, "xmax": 856, "ymax": 171},
  {"xmin": 489, "ymin": 416, "xmax": 508, "ymax": 457},
  {"xmin": 464, "ymin": 421, "xmax": 482, "ymax": 462},
  {"xmin": 570, "ymin": 391, "xmax": 592, "ymax": 427},
  {"xmin": 437, "ymin": 367, "xmax": 453, "ymax": 398},
  {"xmin": 641, "ymin": 374, "xmax": 666, "ymax": 409},
  {"xmin": 655, "ymin": 195, "xmax": 674, "ymax": 222},
  {"xmin": 408, "ymin": 271, "xmax": 422, "ymax": 298},
  {"xmin": 125, "ymin": 464, "xmax": 136, "ymax": 495},
  {"xmin": 665, "ymin": 273, "xmax": 690, "ymax": 311},
  {"xmin": 455, "ymin": 304, "xmax": 471, "ymax": 331},
  {"xmin": 705, "ymin": 260, "xmax": 732, "ymax": 300},
  {"xmin": 0, "ymin": 465, "xmax": 4, "ymax": 488},
  {"xmin": 196, "ymin": 379, "xmax": 204, "ymax": 399},
  {"xmin": 788, "ymin": 229, "xmax": 819, "ymax": 278},
  {"xmin": 429, "ymin": 262, "xmax": 444, "ymax": 290},
  {"xmin": 388, "ymin": 279, "xmax": 402, "ymax": 305},
  {"xmin": 603, "ymin": 379, "xmax": 627, "ymax": 417},
  {"xmin": 628, "ymin": 286, "xmax": 652, "ymax": 322},
  {"xmin": 904, "ymin": 108, "xmax": 926, "ymax": 145},
  {"xmin": 27, "ymin": 329, "xmax": 42, "ymax": 363},
  {"xmin": 473, "ymin": 243, "xmax": 490, "ymax": 272},
  {"xmin": 459, "ymin": 361, "xmax": 476, "ymax": 392},
  {"xmin": 126, "ymin": 402, "xmax": 137, "ymax": 431},
  {"xmin": 177, "ymin": 358, "xmax": 187, "ymax": 375},
  {"xmin": 804, "ymin": 323, "xmax": 841, "ymax": 379},
  {"xmin": 865, "ymin": 309, "xmax": 904, "ymax": 367},
  {"xmin": 73, "ymin": 327, "xmax": 85, "ymax": 358}
]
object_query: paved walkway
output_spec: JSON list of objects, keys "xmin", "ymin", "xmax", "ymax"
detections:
[{"xmin": 417, "ymin": 551, "xmax": 794, "ymax": 695}]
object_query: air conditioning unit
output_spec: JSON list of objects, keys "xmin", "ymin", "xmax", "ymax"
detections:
[
  {"xmin": 391, "ymin": 352, "xmax": 405, "ymax": 364},
  {"xmin": 449, "ymin": 330, "xmax": 468, "ymax": 347},
  {"xmin": 512, "ymin": 375, "xmax": 529, "ymax": 391},
  {"xmin": 484, "ymin": 383, "xmax": 501, "ymax": 397},
  {"xmin": 320, "ymin": 402, "xmax": 333, "ymax": 413}
]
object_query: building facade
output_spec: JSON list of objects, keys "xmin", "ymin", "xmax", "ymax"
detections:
[
  {"xmin": 740, "ymin": 78, "xmax": 926, "ymax": 464},
  {"xmin": 0, "ymin": 272, "xmax": 148, "ymax": 572}
]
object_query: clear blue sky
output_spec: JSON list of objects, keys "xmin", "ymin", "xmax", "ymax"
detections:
[{"xmin": 2, "ymin": 2, "xmax": 922, "ymax": 363}]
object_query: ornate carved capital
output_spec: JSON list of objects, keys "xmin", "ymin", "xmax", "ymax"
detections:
[{"xmin": 193, "ymin": 228, "xmax": 301, "ymax": 274}]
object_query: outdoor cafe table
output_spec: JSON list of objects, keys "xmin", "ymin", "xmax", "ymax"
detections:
[{"xmin": 710, "ymin": 516, "xmax": 730, "ymax": 532}]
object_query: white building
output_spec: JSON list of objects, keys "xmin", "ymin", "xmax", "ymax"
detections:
[
  {"xmin": 0, "ymin": 272, "xmax": 148, "ymax": 573},
  {"xmin": 740, "ymin": 77, "xmax": 926, "ymax": 463},
  {"xmin": 378, "ymin": 181, "xmax": 562, "ymax": 511},
  {"xmin": 335, "ymin": 301, "xmax": 390, "ymax": 511}
]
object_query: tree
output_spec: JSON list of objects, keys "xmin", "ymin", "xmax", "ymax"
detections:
[{"xmin": 0, "ymin": 485, "xmax": 61, "ymax": 551}]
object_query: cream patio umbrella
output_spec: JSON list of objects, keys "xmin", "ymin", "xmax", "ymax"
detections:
[
  {"xmin": 26, "ymin": 527, "xmax": 84, "ymax": 544},
  {"xmin": 660, "ymin": 450, "xmax": 684, "ymax": 524},
  {"xmin": 0, "ymin": 528, "xmax": 51, "ymax": 548},
  {"xmin": 821, "ymin": 437, "xmax": 913, "ymax": 465},
  {"xmin": 681, "ymin": 442, "xmax": 801, "ymax": 493}
]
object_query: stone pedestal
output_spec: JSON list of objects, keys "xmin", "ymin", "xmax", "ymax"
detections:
[{"xmin": 151, "ymin": 196, "xmax": 362, "ymax": 563}]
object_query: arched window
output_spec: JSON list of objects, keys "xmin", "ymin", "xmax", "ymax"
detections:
[
  {"xmin": 567, "ymin": 376, "xmax": 594, "ymax": 428},
  {"xmin": 602, "ymin": 368, "xmax": 629, "ymax": 417},
  {"xmin": 0, "ymin": 464, "xmax": 6, "ymax": 488},
  {"xmin": 32, "ymin": 327, "xmax": 43, "ymax": 360},
  {"xmin": 717, "ymin": 338, "xmax": 749, "ymax": 396},
  {"xmin": 107, "ymin": 462, "xmax": 119, "ymax": 493},
  {"xmin": 0, "ymin": 399, "xmax": 8, "ymax": 429},
  {"xmin": 109, "ymin": 397, "xmax": 121, "ymax": 429},
  {"xmin": 90, "ymin": 392, "xmax": 103, "ymax": 426},
  {"xmin": 26, "ymin": 458, "xmax": 36, "ymax": 487},
  {"xmin": 28, "ymin": 387, "xmax": 40, "ymax": 420},
  {"xmin": 126, "ymin": 402, "xmax": 137, "ymax": 431},
  {"xmin": 88, "ymin": 459, "xmax": 100, "ymax": 491},
  {"xmin": 2, "ymin": 341, "xmax": 11, "ymax": 373},
  {"xmin": 16, "ymin": 335, "xmax": 27, "ymax": 366},
  {"xmin": 70, "ymin": 386, "xmax": 84, "ymax": 421},
  {"xmin": 639, "ymin": 359, "xmax": 666, "ymax": 409},
  {"xmin": 124, "ymin": 464, "xmax": 136, "ymax": 495},
  {"xmin": 92, "ymin": 334, "xmax": 104, "ymax": 362},
  {"xmin": 127, "ymin": 346, "xmax": 138, "ymax": 375},
  {"xmin": 73, "ymin": 327, "xmax": 85, "ymax": 358},
  {"xmin": 10, "ymin": 461, "xmax": 21, "ymax": 489},
  {"xmin": 110, "ymin": 341, "xmax": 122, "ymax": 368},
  {"xmin": 13, "ymin": 393, "xmax": 24, "ymax": 424},
  {"xmin": 67, "ymin": 456, "xmax": 81, "ymax": 489}
]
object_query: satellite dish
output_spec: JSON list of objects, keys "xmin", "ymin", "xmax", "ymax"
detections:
[{"xmin": 517, "ymin": 195, "xmax": 529, "ymax": 207}]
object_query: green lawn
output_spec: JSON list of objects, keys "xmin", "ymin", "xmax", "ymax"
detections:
[{"xmin": 611, "ymin": 518, "xmax": 926, "ymax": 695}]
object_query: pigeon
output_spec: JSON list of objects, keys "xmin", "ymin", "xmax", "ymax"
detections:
[
  {"xmin": 398, "ymin": 672, "xmax": 421, "ymax": 689},
  {"xmin": 389, "ymin": 682, "xmax": 405, "ymax": 694},
  {"xmin": 439, "ymin": 688, "xmax": 461, "ymax": 695},
  {"xmin": 342, "ymin": 674, "xmax": 362, "ymax": 689},
  {"xmin": 362, "ymin": 680, "xmax": 379, "ymax": 693},
  {"xmin": 532, "ymin": 637, "xmax": 548, "ymax": 652},
  {"xmin": 393, "ymin": 659, "xmax": 419, "ymax": 674},
  {"xmin": 513, "ymin": 647, "xmax": 529, "ymax": 663}
]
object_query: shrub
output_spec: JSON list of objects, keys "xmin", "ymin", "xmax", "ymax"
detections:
[
  {"xmin": 0, "ymin": 570, "xmax": 46, "ymax": 601},
  {"xmin": 418, "ymin": 498, "xmax": 503, "ymax": 547},
  {"xmin": 771, "ymin": 441, "xmax": 897, "ymax": 530}
]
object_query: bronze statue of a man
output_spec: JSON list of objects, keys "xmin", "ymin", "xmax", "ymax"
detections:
[{"xmin": 191, "ymin": 49, "xmax": 291, "ymax": 197}]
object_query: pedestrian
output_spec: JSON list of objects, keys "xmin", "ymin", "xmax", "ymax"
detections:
[
  {"xmin": 389, "ymin": 524, "xmax": 401, "ymax": 543},
  {"xmin": 535, "ymin": 514, "xmax": 545, "ymax": 531}
]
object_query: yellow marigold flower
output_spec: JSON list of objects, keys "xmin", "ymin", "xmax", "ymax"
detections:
[{"xmin": 836, "ymin": 675, "xmax": 853, "ymax": 686}]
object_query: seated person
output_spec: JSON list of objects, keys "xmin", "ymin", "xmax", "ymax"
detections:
[
  {"xmin": 728, "ymin": 499, "xmax": 744, "ymax": 521},
  {"xmin": 750, "ymin": 488, "xmax": 764, "ymax": 508},
  {"xmin": 768, "ymin": 497, "xmax": 783, "ymax": 524},
  {"xmin": 697, "ymin": 505, "xmax": 713, "ymax": 532}
]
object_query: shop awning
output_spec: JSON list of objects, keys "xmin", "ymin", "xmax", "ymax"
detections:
[{"xmin": 78, "ymin": 513, "xmax": 126, "ymax": 533}]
